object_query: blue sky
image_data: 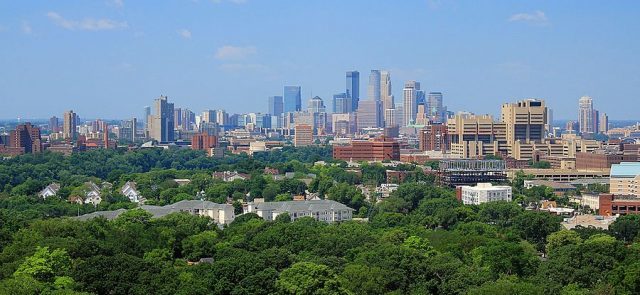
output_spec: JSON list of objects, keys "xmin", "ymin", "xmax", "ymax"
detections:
[{"xmin": 1, "ymin": 0, "xmax": 639, "ymax": 120}]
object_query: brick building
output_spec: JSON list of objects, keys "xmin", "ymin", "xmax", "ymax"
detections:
[
  {"xmin": 294, "ymin": 124, "xmax": 313, "ymax": 147},
  {"xmin": 599, "ymin": 193, "xmax": 640, "ymax": 215},
  {"xmin": 418, "ymin": 123, "xmax": 449, "ymax": 151},
  {"xmin": 192, "ymin": 133, "xmax": 218, "ymax": 151},
  {"xmin": 576, "ymin": 151, "xmax": 635, "ymax": 170},
  {"xmin": 9, "ymin": 123, "xmax": 42, "ymax": 154},
  {"xmin": 333, "ymin": 137, "xmax": 400, "ymax": 162}
]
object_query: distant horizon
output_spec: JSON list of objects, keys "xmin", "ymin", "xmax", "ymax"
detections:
[{"xmin": 2, "ymin": 1, "xmax": 639, "ymax": 119}]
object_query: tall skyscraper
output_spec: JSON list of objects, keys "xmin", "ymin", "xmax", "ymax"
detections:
[
  {"xmin": 380, "ymin": 71, "xmax": 393, "ymax": 110},
  {"xmin": 149, "ymin": 95, "xmax": 175, "ymax": 142},
  {"xmin": 215, "ymin": 109, "xmax": 228, "ymax": 126},
  {"xmin": 578, "ymin": 96, "xmax": 595, "ymax": 134},
  {"xmin": 63, "ymin": 110, "xmax": 77, "ymax": 140},
  {"xmin": 268, "ymin": 96, "xmax": 284, "ymax": 116},
  {"xmin": 308, "ymin": 96, "xmax": 326, "ymax": 113},
  {"xmin": 346, "ymin": 71, "xmax": 360, "ymax": 111},
  {"xmin": 427, "ymin": 92, "xmax": 446, "ymax": 123},
  {"xmin": 402, "ymin": 81, "xmax": 420, "ymax": 126},
  {"xmin": 174, "ymin": 108, "xmax": 183, "ymax": 130},
  {"xmin": 599, "ymin": 112, "xmax": 609, "ymax": 134},
  {"xmin": 283, "ymin": 86, "xmax": 302, "ymax": 113},
  {"xmin": 333, "ymin": 93, "xmax": 351, "ymax": 114},
  {"xmin": 49, "ymin": 116, "xmax": 60, "ymax": 133},
  {"xmin": 367, "ymin": 70, "xmax": 381, "ymax": 102},
  {"xmin": 119, "ymin": 118, "xmax": 137, "ymax": 142},
  {"xmin": 144, "ymin": 106, "xmax": 151, "ymax": 125}
]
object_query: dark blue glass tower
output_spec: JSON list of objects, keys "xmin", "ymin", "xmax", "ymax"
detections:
[
  {"xmin": 346, "ymin": 71, "xmax": 359, "ymax": 111},
  {"xmin": 283, "ymin": 86, "xmax": 301, "ymax": 113}
]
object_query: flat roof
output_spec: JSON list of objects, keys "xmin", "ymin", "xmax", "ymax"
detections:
[{"xmin": 610, "ymin": 162, "xmax": 640, "ymax": 178}]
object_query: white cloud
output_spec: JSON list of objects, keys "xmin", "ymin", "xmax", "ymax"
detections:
[
  {"xmin": 21, "ymin": 21, "xmax": 32, "ymax": 34},
  {"xmin": 214, "ymin": 45, "xmax": 256, "ymax": 60},
  {"xmin": 178, "ymin": 29, "xmax": 192, "ymax": 39},
  {"xmin": 107, "ymin": 0, "xmax": 124, "ymax": 8},
  {"xmin": 46, "ymin": 12, "xmax": 128, "ymax": 31},
  {"xmin": 508, "ymin": 10, "xmax": 549, "ymax": 25}
]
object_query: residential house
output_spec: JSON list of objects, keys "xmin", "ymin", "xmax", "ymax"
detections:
[
  {"xmin": 212, "ymin": 171, "xmax": 250, "ymax": 182},
  {"xmin": 244, "ymin": 199, "xmax": 354, "ymax": 223},
  {"xmin": 121, "ymin": 181, "xmax": 144, "ymax": 203},
  {"xmin": 38, "ymin": 183, "xmax": 60, "ymax": 199}
]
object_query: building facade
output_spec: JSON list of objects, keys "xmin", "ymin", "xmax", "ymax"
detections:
[
  {"xmin": 346, "ymin": 71, "xmax": 360, "ymax": 111},
  {"xmin": 457, "ymin": 183, "xmax": 512, "ymax": 205},
  {"xmin": 283, "ymin": 86, "xmax": 302, "ymax": 113},
  {"xmin": 333, "ymin": 137, "xmax": 400, "ymax": 161}
]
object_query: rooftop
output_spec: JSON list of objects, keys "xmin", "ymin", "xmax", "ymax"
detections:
[
  {"xmin": 610, "ymin": 162, "xmax": 640, "ymax": 178},
  {"xmin": 250, "ymin": 200, "xmax": 354, "ymax": 213}
]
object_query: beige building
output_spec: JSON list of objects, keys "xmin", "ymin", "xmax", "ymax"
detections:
[
  {"xmin": 448, "ymin": 99, "xmax": 600, "ymax": 160},
  {"xmin": 294, "ymin": 124, "xmax": 313, "ymax": 147},
  {"xmin": 610, "ymin": 162, "xmax": 640, "ymax": 197}
]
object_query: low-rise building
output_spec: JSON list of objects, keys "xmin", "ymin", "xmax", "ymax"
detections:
[
  {"xmin": 456, "ymin": 183, "xmax": 512, "ymax": 205},
  {"xmin": 599, "ymin": 193, "xmax": 640, "ymax": 216},
  {"xmin": 244, "ymin": 200, "xmax": 354, "ymax": 223},
  {"xmin": 121, "ymin": 181, "xmax": 144, "ymax": 203},
  {"xmin": 212, "ymin": 171, "xmax": 250, "ymax": 182},
  {"xmin": 39, "ymin": 183, "xmax": 60, "ymax": 199},
  {"xmin": 333, "ymin": 136, "xmax": 400, "ymax": 162},
  {"xmin": 77, "ymin": 200, "xmax": 235, "ymax": 225},
  {"xmin": 523, "ymin": 180, "xmax": 576, "ymax": 195}
]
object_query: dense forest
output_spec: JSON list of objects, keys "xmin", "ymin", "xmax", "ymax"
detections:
[{"xmin": 1, "ymin": 148, "xmax": 640, "ymax": 294}]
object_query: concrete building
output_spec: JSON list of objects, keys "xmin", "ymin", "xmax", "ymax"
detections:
[
  {"xmin": 367, "ymin": 70, "xmax": 381, "ymax": 103},
  {"xmin": 148, "ymin": 95, "xmax": 175, "ymax": 142},
  {"xmin": 356, "ymin": 100, "xmax": 382, "ymax": 129},
  {"xmin": 245, "ymin": 200, "xmax": 354, "ymax": 223},
  {"xmin": 268, "ymin": 95, "xmax": 284, "ymax": 116},
  {"xmin": 294, "ymin": 124, "xmax": 313, "ymax": 147},
  {"xmin": 403, "ymin": 81, "xmax": 420, "ymax": 126},
  {"xmin": 333, "ymin": 136, "xmax": 400, "ymax": 161},
  {"xmin": 576, "ymin": 151, "xmax": 635, "ymax": 170},
  {"xmin": 192, "ymin": 133, "xmax": 218, "ymax": 151},
  {"xmin": 610, "ymin": 162, "xmax": 640, "ymax": 197},
  {"xmin": 456, "ymin": 183, "xmax": 512, "ymax": 205},
  {"xmin": 578, "ymin": 96, "xmax": 598, "ymax": 134},
  {"xmin": 63, "ymin": 110, "xmax": 78, "ymax": 140}
]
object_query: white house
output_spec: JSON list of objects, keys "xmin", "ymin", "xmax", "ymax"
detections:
[
  {"xmin": 83, "ymin": 182, "xmax": 102, "ymax": 206},
  {"xmin": 121, "ymin": 181, "xmax": 143, "ymax": 203},
  {"xmin": 457, "ymin": 183, "xmax": 512, "ymax": 205},
  {"xmin": 212, "ymin": 171, "xmax": 250, "ymax": 182},
  {"xmin": 244, "ymin": 200, "xmax": 354, "ymax": 223},
  {"xmin": 38, "ymin": 183, "xmax": 60, "ymax": 199}
]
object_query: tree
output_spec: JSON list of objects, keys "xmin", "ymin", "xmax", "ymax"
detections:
[
  {"xmin": 182, "ymin": 231, "xmax": 218, "ymax": 261},
  {"xmin": 276, "ymin": 262, "xmax": 347, "ymax": 295},
  {"xmin": 14, "ymin": 246, "xmax": 71, "ymax": 282},
  {"xmin": 546, "ymin": 230, "xmax": 582, "ymax": 253},
  {"xmin": 609, "ymin": 215, "xmax": 640, "ymax": 243}
]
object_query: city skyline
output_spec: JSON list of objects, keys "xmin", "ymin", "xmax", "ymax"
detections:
[{"xmin": 1, "ymin": 1, "xmax": 639, "ymax": 120}]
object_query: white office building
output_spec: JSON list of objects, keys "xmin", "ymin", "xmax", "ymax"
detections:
[{"xmin": 458, "ymin": 183, "xmax": 512, "ymax": 205}]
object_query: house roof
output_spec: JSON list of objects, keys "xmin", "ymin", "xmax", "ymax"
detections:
[
  {"xmin": 610, "ymin": 162, "xmax": 640, "ymax": 178},
  {"xmin": 250, "ymin": 200, "xmax": 354, "ymax": 213},
  {"xmin": 75, "ymin": 200, "xmax": 234, "ymax": 221}
]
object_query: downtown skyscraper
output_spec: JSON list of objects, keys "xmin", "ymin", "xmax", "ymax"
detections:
[
  {"xmin": 149, "ymin": 95, "xmax": 175, "ymax": 142},
  {"xmin": 283, "ymin": 86, "xmax": 302, "ymax": 113},
  {"xmin": 268, "ymin": 96, "xmax": 284, "ymax": 116},
  {"xmin": 578, "ymin": 96, "xmax": 598, "ymax": 134},
  {"xmin": 380, "ymin": 71, "xmax": 395, "ymax": 127},
  {"xmin": 63, "ymin": 110, "xmax": 78, "ymax": 140},
  {"xmin": 403, "ymin": 81, "xmax": 420, "ymax": 126},
  {"xmin": 346, "ymin": 71, "xmax": 359, "ymax": 111},
  {"xmin": 367, "ymin": 70, "xmax": 381, "ymax": 102}
]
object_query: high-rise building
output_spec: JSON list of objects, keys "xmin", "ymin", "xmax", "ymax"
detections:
[
  {"xmin": 599, "ymin": 112, "xmax": 609, "ymax": 134},
  {"xmin": 149, "ymin": 95, "xmax": 175, "ymax": 142},
  {"xmin": 284, "ymin": 86, "xmax": 302, "ymax": 113},
  {"xmin": 202, "ymin": 110, "xmax": 215, "ymax": 123},
  {"xmin": 427, "ymin": 92, "xmax": 446, "ymax": 123},
  {"xmin": 418, "ymin": 124, "xmax": 449, "ymax": 151},
  {"xmin": 578, "ymin": 96, "xmax": 595, "ymax": 134},
  {"xmin": 501, "ymin": 99, "xmax": 547, "ymax": 147},
  {"xmin": 380, "ymin": 71, "xmax": 395, "ymax": 127},
  {"xmin": 119, "ymin": 118, "xmax": 137, "ymax": 142},
  {"xmin": 192, "ymin": 133, "xmax": 218, "ymax": 151},
  {"xmin": 384, "ymin": 108, "xmax": 397, "ymax": 128},
  {"xmin": 9, "ymin": 123, "xmax": 42, "ymax": 154},
  {"xmin": 294, "ymin": 124, "xmax": 313, "ymax": 147},
  {"xmin": 346, "ymin": 71, "xmax": 360, "ymax": 111},
  {"xmin": 367, "ymin": 70, "xmax": 381, "ymax": 102},
  {"xmin": 403, "ymin": 81, "xmax": 420, "ymax": 126},
  {"xmin": 63, "ymin": 110, "xmax": 78, "ymax": 140},
  {"xmin": 308, "ymin": 96, "xmax": 326, "ymax": 113},
  {"xmin": 268, "ymin": 96, "xmax": 284, "ymax": 116},
  {"xmin": 546, "ymin": 108, "xmax": 554, "ymax": 134},
  {"xmin": 215, "ymin": 109, "xmax": 228, "ymax": 126},
  {"xmin": 174, "ymin": 108, "xmax": 183, "ymax": 130},
  {"xmin": 357, "ymin": 100, "xmax": 382, "ymax": 129},
  {"xmin": 144, "ymin": 106, "xmax": 151, "ymax": 131},
  {"xmin": 333, "ymin": 93, "xmax": 351, "ymax": 114},
  {"xmin": 49, "ymin": 116, "xmax": 60, "ymax": 133}
]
